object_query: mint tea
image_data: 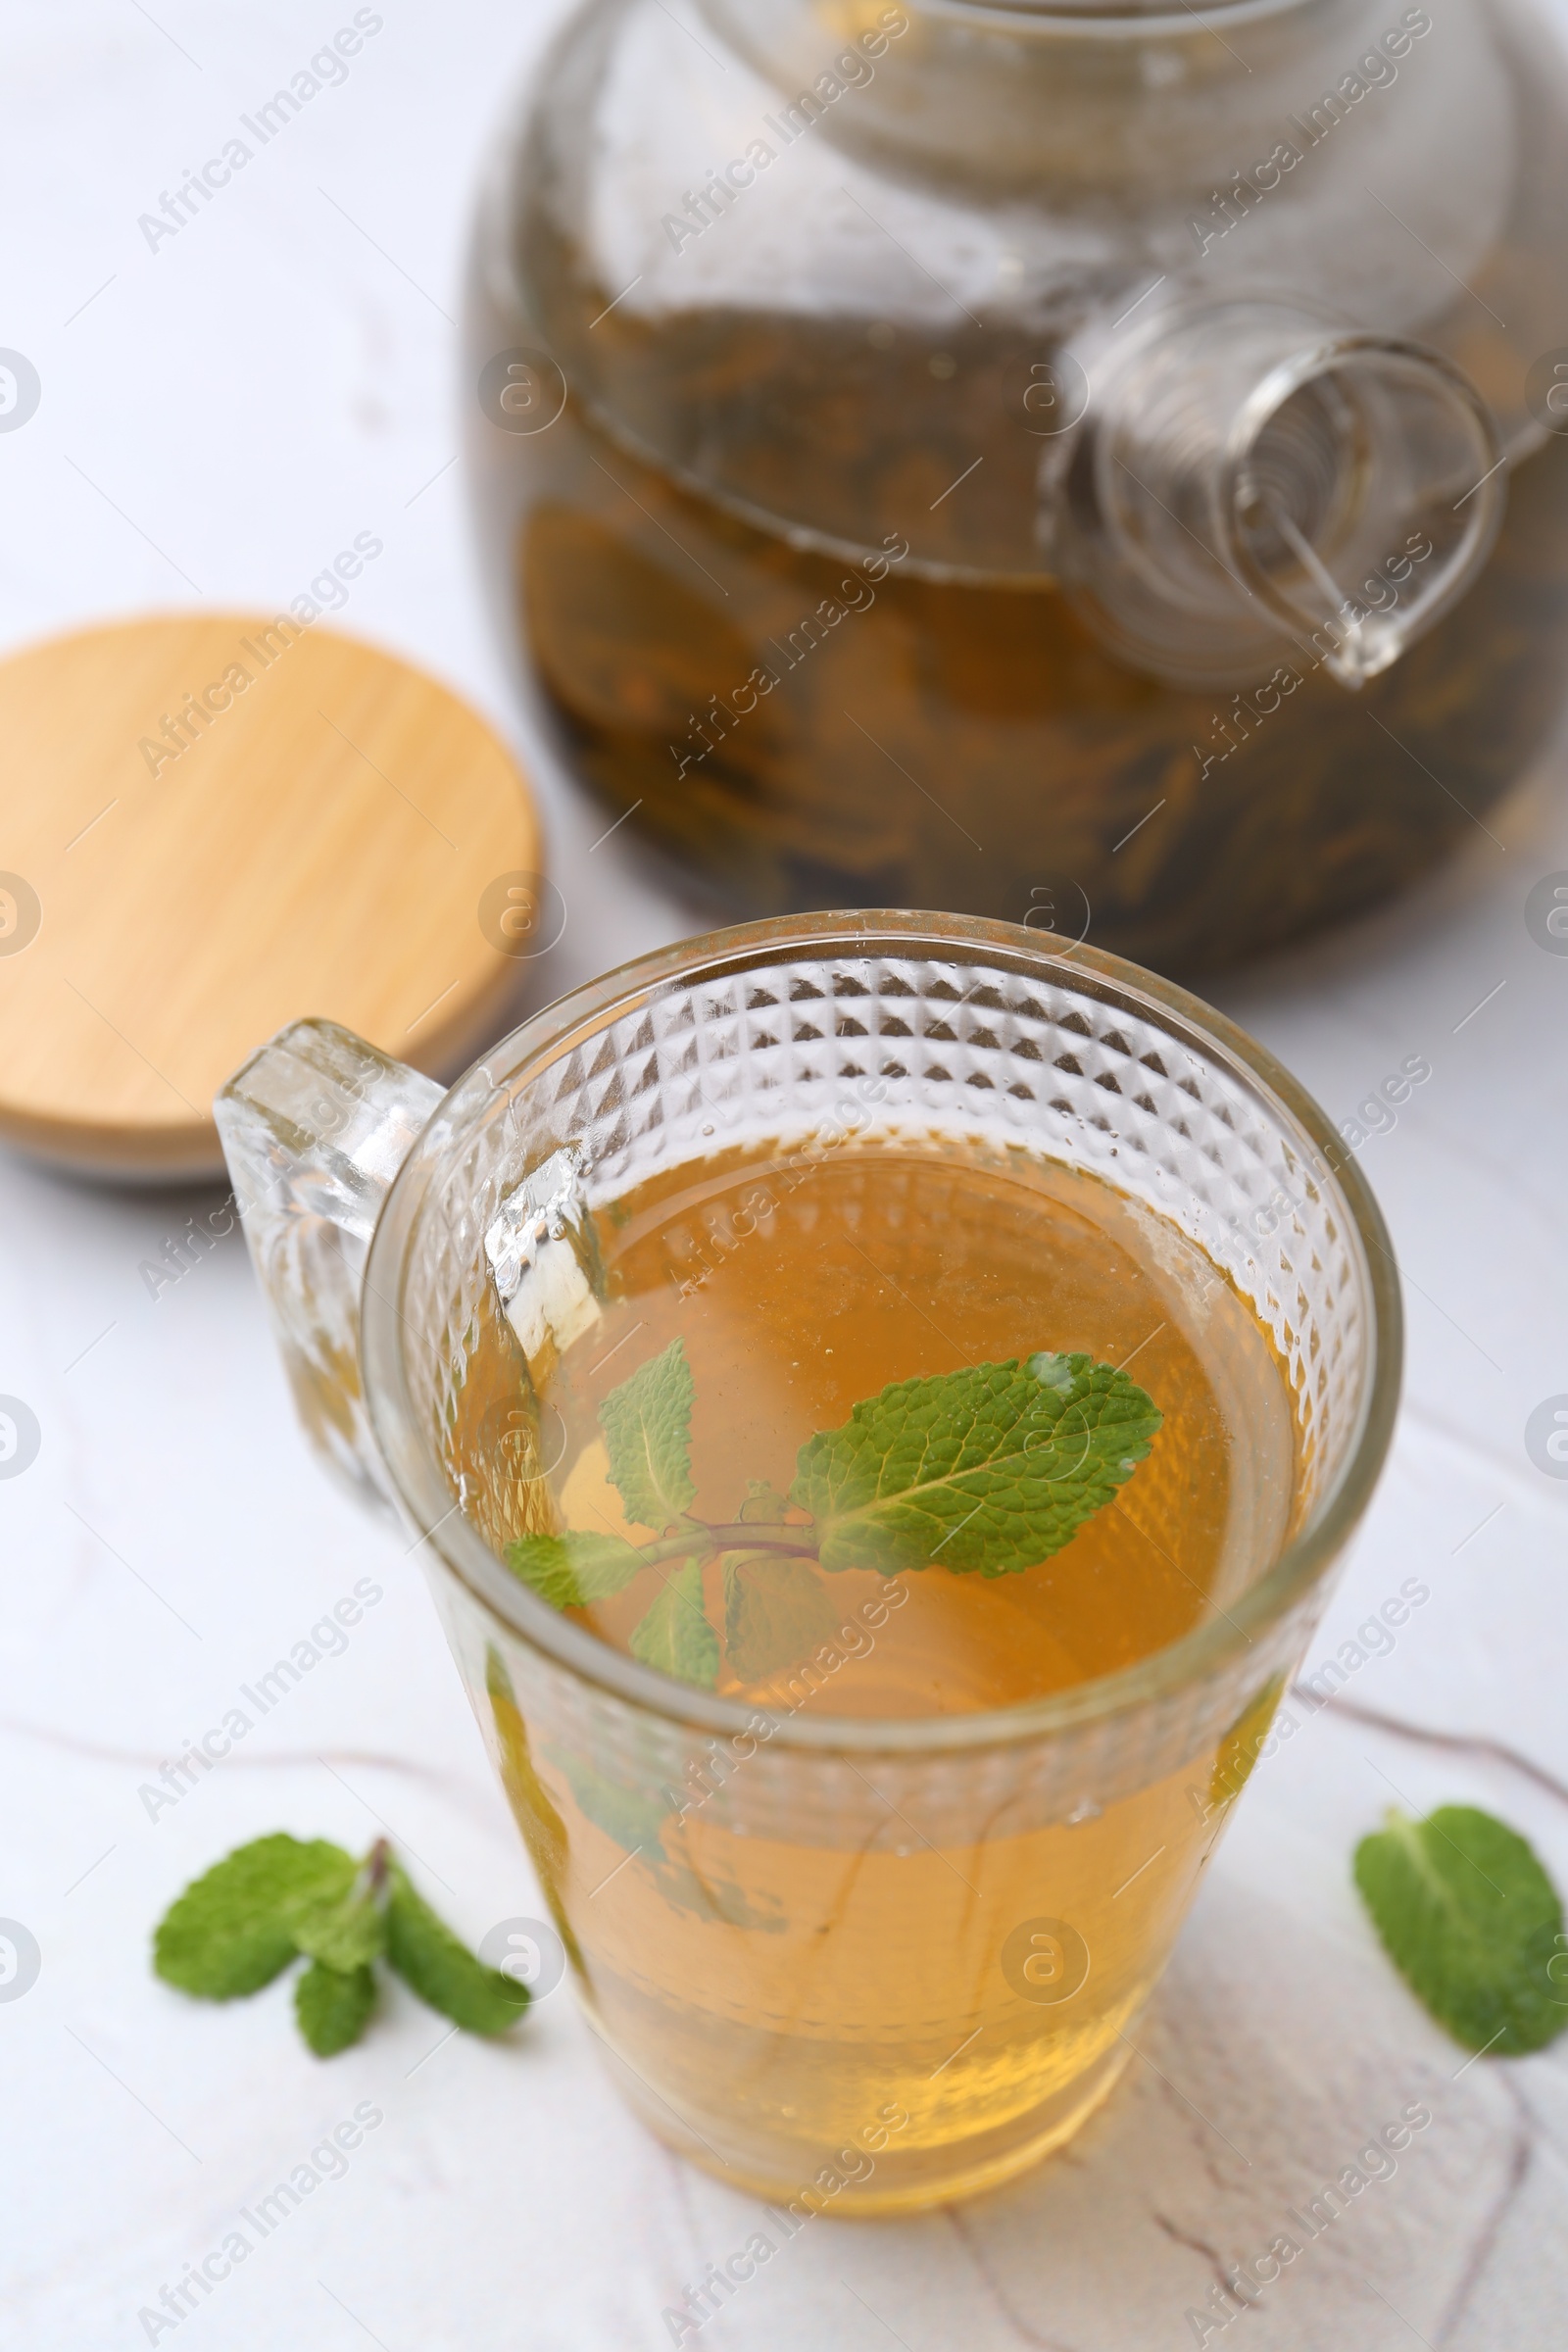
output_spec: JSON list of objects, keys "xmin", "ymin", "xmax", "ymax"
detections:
[{"xmin": 447, "ymin": 1129, "xmax": 1298, "ymax": 2205}]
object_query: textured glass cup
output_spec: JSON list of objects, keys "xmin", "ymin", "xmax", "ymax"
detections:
[{"xmin": 216, "ymin": 911, "xmax": 1400, "ymax": 2211}]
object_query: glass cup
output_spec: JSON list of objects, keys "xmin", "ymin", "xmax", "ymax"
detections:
[{"xmin": 216, "ymin": 909, "xmax": 1400, "ymax": 2212}]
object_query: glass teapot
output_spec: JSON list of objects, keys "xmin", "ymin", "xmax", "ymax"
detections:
[{"xmin": 465, "ymin": 0, "xmax": 1568, "ymax": 972}]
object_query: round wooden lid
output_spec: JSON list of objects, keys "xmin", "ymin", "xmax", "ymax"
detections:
[{"xmin": 0, "ymin": 615, "xmax": 548, "ymax": 1179}]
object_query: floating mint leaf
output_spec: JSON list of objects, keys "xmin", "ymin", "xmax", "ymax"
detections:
[
  {"xmin": 599, "ymin": 1336, "xmax": 696, "ymax": 1530},
  {"xmin": 791, "ymin": 1352, "xmax": 1161, "ymax": 1577},
  {"xmin": 154, "ymin": 1835, "xmax": 356, "ymax": 2000},
  {"xmin": 505, "ymin": 1529, "xmax": 643, "ymax": 1610},
  {"xmin": 627, "ymin": 1559, "xmax": 719, "ymax": 1688},
  {"xmin": 384, "ymin": 1861, "xmax": 530, "ymax": 2035},
  {"xmin": 738, "ymin": 1480, "xmax": 791, "ymax": 1525},
  {"xmin": 295, "ymin": 1958, "xmax": 377, "ymax": 2055},
  {"xmin": 724, "ymin": 1553, "xmax": 843, "ymax": 1682},
  {"xmin": 1353, "ymin": 1804, "xmax": 1568, "ymax": 2056}
]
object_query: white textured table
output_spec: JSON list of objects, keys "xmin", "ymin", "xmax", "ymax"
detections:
[{"xmin": 4, "ymin": 6, "xmax": 1567, "ymax": 2347}]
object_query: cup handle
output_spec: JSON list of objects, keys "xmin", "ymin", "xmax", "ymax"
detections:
[{"xmin": 215, "ymin": 1018, "xmax": 443, "ymax": 1520}]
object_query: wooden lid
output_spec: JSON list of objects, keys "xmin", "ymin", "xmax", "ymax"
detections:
[{"xmin": 0, "ymin": 615, "xmax": 547, "ymax": 1179}]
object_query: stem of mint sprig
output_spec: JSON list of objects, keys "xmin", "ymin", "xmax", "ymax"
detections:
[
  {"xmin": 504, "ymin": 1336, "xmax": 1162, "ymax": 1690},
  {"xmin": 631, "ymin": 1522, "xmax": 819, "ymax": 1565}
]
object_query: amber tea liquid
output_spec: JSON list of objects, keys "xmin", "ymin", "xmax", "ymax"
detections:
[{"xmin": 456, "ymin": 1134, "xmax": 1298, "ymax": 2206}]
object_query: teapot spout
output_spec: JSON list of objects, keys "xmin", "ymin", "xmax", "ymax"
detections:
[
  {"xmin": 1051, "ymin": 301, "xmax": 1505, "ymax": 691},
  {"xmin": 215, "ymin": 1020, "xmax": 442, "ymax": 1519}
]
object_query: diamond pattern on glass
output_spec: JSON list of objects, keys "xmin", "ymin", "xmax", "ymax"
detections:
[{"xmin": 405, "ymin": 952, "xmax": 1363, "ymax": 1592}]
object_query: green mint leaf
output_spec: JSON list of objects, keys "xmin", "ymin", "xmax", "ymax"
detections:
[
  {"xmin": 154, "ymin": 1835, "xmax": 356, "ymax": 2000},
  {"xmin": 724, "ymin": 1554, "xmax": 844, "ymax": 1681},
  {"xmin": 738, "ymin": 1480, "xmax": 791, "ymax": 1525},
  {"xmin": 792, "ymin": 1351, "xmax": 1161, "ymax": 1577},
  {"xmin": 546, "ymin": 1742, "xmax": 674, "ymax": 1859},
  {"xmin": 599, "ymin": 1336, "xmax": 696, "ymax": 1530},
  {"xmin": 287, "ymin": 1877, "xmax": 386, "ymax": 1973},
  {"xmin": 627, "ymin": 1559, "xmax": 720, "ymax": 1688},
  {"xmin": 294, "ymin": 1959, "xmax": 377, "ymax": 2056},
  {"xmin": 1353, "ymin": 1804, "xmax": 1568, "ymax": 2056},
  {"xmin": 384, "ymin": 1861, "xmax": 530, "ymax": 2036},
  {"xmin": 504, "ymin": 1529, "xmax": 644, "ymax": 1610}
]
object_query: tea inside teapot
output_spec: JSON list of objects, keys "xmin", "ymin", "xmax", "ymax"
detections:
[{"xmin": 466, "ymin": 0, "xmax": 1568, "ymax": 968}]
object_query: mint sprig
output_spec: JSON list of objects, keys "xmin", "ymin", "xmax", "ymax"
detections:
[
  {"xmin": 504, "ymin": 1337, "xmax": 1161, "ymax": 1690},
  {"xmin": 153, "ymin": 1834, "xmax": 529, "ymax": 2057},
  {"xmin": 1354, "ymin": 1803, "xmax": 1568, "ymax": 2057}
]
